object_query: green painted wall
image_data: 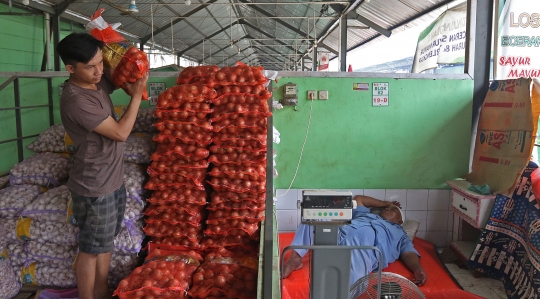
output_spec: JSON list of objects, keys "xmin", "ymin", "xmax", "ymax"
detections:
[{"xmin": 273, "ymin": 77, "xmax": 473, "ymax": 189}]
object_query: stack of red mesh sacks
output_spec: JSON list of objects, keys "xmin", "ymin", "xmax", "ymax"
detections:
[
  {"xmin": 189, "ymin": 63, "xmax": 272, "ymax": 298},
  {"xmin": 143, "ymin": 73, "xmax": 217, "ymax": 249}
]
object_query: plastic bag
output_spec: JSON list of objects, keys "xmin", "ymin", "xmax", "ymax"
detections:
[
  {"xmin": 0, "ymin": 184, "xmax": 43, "ymax": 218},
  {"xmin": 9, "ymin": 153, "xmax": 73, "ymax": 187},
  {"xmin": 35, "ymin": 288, "xmax": 79, "ymax": 299},
  {"xmin": 20, "ymin": 185, "xmax": 69, "ymax": 221}
]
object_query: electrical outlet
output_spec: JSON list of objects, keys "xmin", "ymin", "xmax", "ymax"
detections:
[
  {"xmin": 307, "ymin": 90, "xmax": 317, "ymax": 100},
  {"xmin": 319, "ymin": 90, "xmax": 328, "ymax": 100}
]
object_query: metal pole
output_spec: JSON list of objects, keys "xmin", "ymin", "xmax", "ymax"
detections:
[
  {"xmin": 14, "ymin": 78, "xmax": 23, "ymax": 162},
  {"xmin": 339, "ymin": 14, "xmax": 347, "ymax": 72},
  {"xmin": 47, "ymin": 78, "xmax": 54, "ymax": 126},
  {"xmin": 44, "ymin": 12, "xmax": 51, "ymax": 71},
  {"xmin": 263, "ymin": 80, "xmax": 274, "ymax": 299},
  {"xmin": 312, "ymin": 47, "xmax": 317, "ymax": 71}
]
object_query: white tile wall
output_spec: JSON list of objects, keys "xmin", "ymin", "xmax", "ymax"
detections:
[{"xmin": 275, "ymin": 189, "xmax": 456, "ymax": 247}]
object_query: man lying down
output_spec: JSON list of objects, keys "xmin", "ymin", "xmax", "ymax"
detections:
[{"xmin": 282, "ymin": 194, "xmax": 427, "ymax": 287}]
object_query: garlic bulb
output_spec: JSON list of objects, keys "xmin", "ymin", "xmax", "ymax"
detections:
[
  {"xmin": 132, "ymin": 107, "xmax": 157, "ymax": 133},
  {"xmin": 26, "ymin": 241, "xmax": 76, "ymax": 268},
  {"xmin": 108, "ymin": 252, "xmax": 139, "ymax": 289},
  {"xmin": 29, "ymin": 220, "xmax": 79, "ymax": 246}
]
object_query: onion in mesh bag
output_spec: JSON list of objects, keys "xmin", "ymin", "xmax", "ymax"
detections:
[
  {"xmin": 113, "ymin": 219, "xmax": 144, "ymax": 254},
  {"xmin": 0, "ymin": 257, "xmax": 21, "ymax": 298},
  {"xmin": 20, "ymin": 185, "xmax": 70, "ymax": 221},
  {"xmin": 0, "ymin": 184, "xmax": 43, "ymax": 217},
  {"xmin": 26, "ymin": 124, "xmax": 69, "ymax": 153},
  {"xmin": 124, "ymin": 133, "xmax": 155, "ymax": 164},
  {"xmin": 9, "ymin": 153, "xmax": 73, "ymax": 187}
]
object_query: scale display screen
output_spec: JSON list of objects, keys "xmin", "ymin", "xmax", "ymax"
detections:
[{"xmin": 301, "ymin": 190, "xmax": 354, "ymax": 221}]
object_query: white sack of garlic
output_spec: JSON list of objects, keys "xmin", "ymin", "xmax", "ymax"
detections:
[
  {"xmin": 0, "ymin": 253, "xmax": 21, "ymax": 299},
  {"xmin": 25, "ymin": 241, "xmax": 76, "ymax": 268},
  {"xmin": 9, "ymin": 153, "xmax": 73, "ymax": 187},
  {"xmin": 108, "ymin": 252, "xmax": 139, "ymax": 289},
  {"xmin": 123, "ymin": 133, "xmax": 155, "ymax": 164},
  {"xmin": 21, "ymin": 262, "xmax": 76, "ymax": 288},
  {"xmin": 113, "ymin": 218, "xmax": 144, "ymax": 255},
  {"xmin": 0, "ymin": 185, "xmax": 43, "ymax": 218},
  {"xmin": 1, "ymin": 219, "xmax": 22, "ymax": 244},
  {"xmin": 124, "ymin": 200, "xmax": 144, "ymax": 221},
  {"xmin": 18, "ymin": 219, "xmax": 79, "ymax": 246},
  {"xmin": 6, "ymin": 243, "xmax": 29, "ymax": 267},
  {"xmin": 20, "ymin": 185, "xmax": 70, "ymax": 221},
  {"xmin": 124, "ymin": 162, "xmax": 149, "ymax": 205},
  {"xmin": 132, "ymin": 107, "xmax": 157, "ymax": 133},
  {"xmin": 26, "ymin": 124, "xmax": 70, "ymax": 154}
]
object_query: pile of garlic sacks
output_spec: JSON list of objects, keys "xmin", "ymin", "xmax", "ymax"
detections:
[{"xmin": 0, "ymin": 107, "xmax": 155, "ymax": 290}]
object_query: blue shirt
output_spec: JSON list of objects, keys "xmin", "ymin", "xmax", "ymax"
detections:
[{"xmin": 338, "ymin": 206, "xmax": 419, "ymax": 284}]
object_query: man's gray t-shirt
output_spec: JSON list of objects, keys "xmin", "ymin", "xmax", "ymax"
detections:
[{"xmin": 60, "ymin": 78, "xmax": 124, "ymax": 197}]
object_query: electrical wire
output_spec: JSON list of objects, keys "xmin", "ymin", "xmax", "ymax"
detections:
[{"xmin": 276, "ymin": 95, "xmax": 314, "ymax": 198}]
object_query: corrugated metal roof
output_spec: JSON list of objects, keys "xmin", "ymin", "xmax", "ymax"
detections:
[{"xmin": 7, "ymin": 0, "xmax": 465, "ymax": 70}]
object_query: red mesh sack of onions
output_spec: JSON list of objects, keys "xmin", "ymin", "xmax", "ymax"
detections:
[
  {"xmin": 110, "ymin": 46, "xmax": 150, "ymax": 100},
  {"xmin": 213, "ymin": 87, "xmax": 271, "ymax": 105},
  {"xmin": 188, "ymin": 252, "xmax": 258, "ymax": 299},
  {"xmin": 152, "ymin": 235, "xmax": 202, "ymax": 249},
  {"xmin": 200, "ymin": 235, "xmax": 259, "ymax": 252},
  {"xmin": 205, "ymin": 62, "xmax": 267, "ymax": 87},
  {"xmin": 145, "ymin": 176, "xmax": 205, "ymax": 191},
  {"xmin": 212, "ymin": 132, "xmax": 267, "ymax": 148},
  {"xmin": 211, "ymin": 116, "xmax": 267, "ymax": 133},
  {"xmin": 87, "ymin": 9, "xmax": 150, "ymax": 100},
  {"xmin": 204, "ymin": 220, "xmax": 260, "ymax": 239},
  {"xmin": 152, "ymin": 130, "xmax": 213, "ymax": 146},
  {"xmin": 209, "ymin": 164, "xmax": 266, "ymax": 182},
  {"xmin": 207, "ymin": 201, "xmax": 265, "ymax": 211},
  {"xmin": 147, "ymin": 167, "xmax": 206, "ymax": 185},
  {"xmin": 113, "ymin": 245, "xmax": 202, "ymax": 299},
  {"xmin": 143, "ymin": 219, "xmax": 203, "ymax": 241},
  {"xmin": 144, "ymin": 207, "xmax": 205, "ymax": 225},
  {"xmin": 150, "ymin": 144, "xmax": 210, "ymax": 162},
  {"xmin": 154, "ymin": 106, "xmax": 212, "ymax": 121},
  {"xmin": 144, "ymin": 202, "xmax": 205, "ymax": 218},
  {"xmin": 211, "ymin": 103, "xmax": 271, "ymax": 122},
  {"xmin": 156, "ymin": 84, "xmax": 216, "ymax": 109},
  {"xmin": 176, "ymin": 65, "xmax": 220, "ymax": 84},
  {"xmin": 207, "ymin": 207, "xmax": 264, "ymax": 223},
  {"xmin": 208, "ymin": 152, "xmax": 266, "ymax": 166},
  {"xmin": 154, "ymin": 118, "xmax": 212, "ymax": 133},
  {"xmin": 210, "ymin": 191, "xmax": 266, "ymax": 204},
  {"xmin": 208, "ymin": 177, "xmax": 266, "ymax": 193},
  {"xmin": 146, "ymin": 188, "xmax": 207, "ymax": 206}
]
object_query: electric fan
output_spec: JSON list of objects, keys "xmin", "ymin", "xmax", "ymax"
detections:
[{"xmin": 349, "ymin": 272, "xmax": 425, "ymax": 299}]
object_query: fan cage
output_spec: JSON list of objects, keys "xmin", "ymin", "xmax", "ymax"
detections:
[{"xmin": 349, "ymin": 272, "xmax": 425, "ymax": 299}]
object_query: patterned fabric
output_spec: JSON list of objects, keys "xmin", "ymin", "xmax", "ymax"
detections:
[
  {"xmin": 467, "ymin": 161, "xmax": 540, "ymax": 299},
  {"xmin": 71, "ymin": 184, "xmax": 126, "ymax": 254}
]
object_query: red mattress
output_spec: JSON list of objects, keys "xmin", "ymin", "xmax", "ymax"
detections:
[{"xmin": 279, "ymin": 232, "xmax": 483, "ymax": 299}]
